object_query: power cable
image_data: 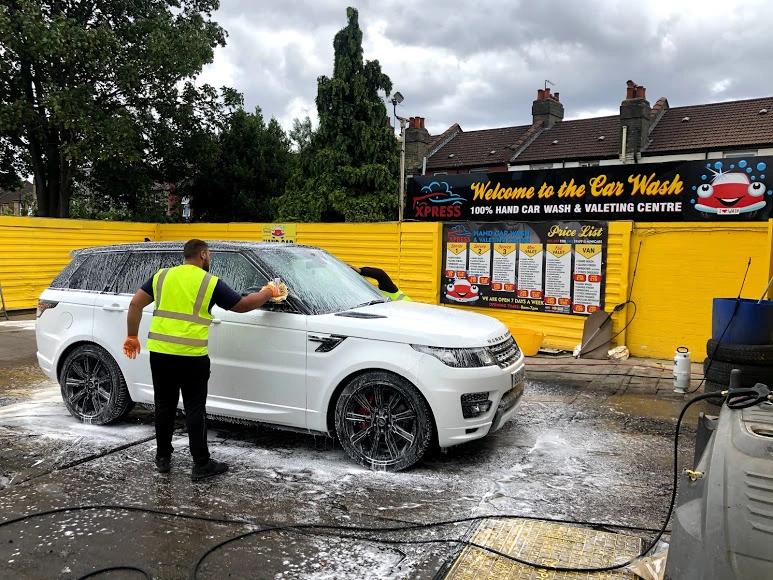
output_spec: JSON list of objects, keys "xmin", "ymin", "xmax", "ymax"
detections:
[{"xmin": 687, "ymin": 257, "xmax": 751, "ymax": 394}]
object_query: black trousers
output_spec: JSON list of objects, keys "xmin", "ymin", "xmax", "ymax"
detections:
[{"xmin": 149, "ymin": 352, "xmax": 211, "ymax": 465}]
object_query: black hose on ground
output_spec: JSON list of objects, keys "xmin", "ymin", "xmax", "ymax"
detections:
[{"xmin": 1, "ymin": 389, "xmax": 752, "ymax": 578}]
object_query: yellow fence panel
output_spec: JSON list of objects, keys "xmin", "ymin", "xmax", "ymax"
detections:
[
  {"xmin": 0, "ymin": 217, "xmax": 158, "ymax": 310},
  {"xmin": 398, "ymin": 222, "xmax": 442, "ymax": 304},
  {"xmin": 2, "ymin": 216, "xmax": 772, "ymax": 361}
]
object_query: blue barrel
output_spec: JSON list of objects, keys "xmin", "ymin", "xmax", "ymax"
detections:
[{"xmin": 712, "ymin": 298, "xmax": 773, "ymax": 345}]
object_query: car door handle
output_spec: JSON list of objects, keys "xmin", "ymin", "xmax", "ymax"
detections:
[
  {"xmin": 212, "ymin": 318, "xmax": 222, "ymax": 324},
  {"xmin": 102, "ymin": 305, "xmax": 125, "ymax": 312}
]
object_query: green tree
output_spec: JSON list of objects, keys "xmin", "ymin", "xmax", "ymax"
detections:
[
  {"xmin": 289, "ymin": 116, "xmax": 313, "ymax": 152},
  {"xmin": 277, "ymin": 7, "xmax": 398, "ymax": 223},
  {"xmin": 0, "ymin": 0, "xmax": 232, "ymax": 217},
  {"xmin": 185, "ymin": 107, "xmax": 294, "ymax": 223}
]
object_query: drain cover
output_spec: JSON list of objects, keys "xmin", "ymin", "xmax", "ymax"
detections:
[{"xmin": 444, "ymin": 518, "xmax": 641, "ymax": 579}]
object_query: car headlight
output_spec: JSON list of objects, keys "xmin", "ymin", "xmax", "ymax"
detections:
[{"xmin": 411, "ymin": 344, "xmax": 497, "ymax": 368}]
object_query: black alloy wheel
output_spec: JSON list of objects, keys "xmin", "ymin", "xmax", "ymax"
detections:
[
  {"xmin": 335, "ymin": 371, "xmax": 433, "ymax": 471},
  {"xmin": 60, "ymin": 344, "xmax": 133, "ymax": 425}
]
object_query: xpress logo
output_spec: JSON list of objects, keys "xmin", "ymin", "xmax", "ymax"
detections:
[{"xmin": 413, "ymin": 181, "xmax": 466, "ymax": 218}]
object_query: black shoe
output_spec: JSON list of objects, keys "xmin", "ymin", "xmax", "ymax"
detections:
[
  {"xmin": 155, "ymin": 456, "xmax": 171, "ymax": 474},
  {"xmin": 191, "ymin": 459, "xmax": 228, "ymax": 482}
]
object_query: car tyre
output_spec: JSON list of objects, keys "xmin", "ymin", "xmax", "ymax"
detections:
[
  {"xmin": 703, "ymin": 357, "xmax": 773, "ymax": 389},
  {"xmin": 59, "ymin": 344, "xmax": 133, "ymax": 425},
  {"xmin": 334, "ymin": 371, "xmax": 433, "ymax": 472},
  {"xmin": 705, "ymin": 339, "xmax": 773, "ymax": 365}
]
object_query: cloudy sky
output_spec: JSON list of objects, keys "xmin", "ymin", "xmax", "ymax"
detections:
[{"xmin": 196, "ymin": 0, "xmax": 773, "ymax": 136}]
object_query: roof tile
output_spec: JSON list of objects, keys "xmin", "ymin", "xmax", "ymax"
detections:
[
  {"xmin": 512, "ymin": 116, "xmax": 621, "ymax": 162},
  {"xmin": 645, "ymin": 96, "xmax": 773, "ymax": 154},
  {"xmin": 426, "ymin": 124, "xmax": 531, "ymax": 170}
]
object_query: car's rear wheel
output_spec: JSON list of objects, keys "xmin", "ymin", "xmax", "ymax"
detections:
[
  {"xmin": 59, "ymin": 344, "xmax": 132, "ymax": 425},
  {"xmin": 334, "ymin": 371, "xmax": 433, "ymax": 472}
]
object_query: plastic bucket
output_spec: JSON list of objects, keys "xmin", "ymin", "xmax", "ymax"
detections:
[
  {"xmin": 712, "ymin": 298, "xmax": 773, "ymax": 345},
  {"xmin": 510, "ymin": 328, "xmax": 545, "ymax": 356}
]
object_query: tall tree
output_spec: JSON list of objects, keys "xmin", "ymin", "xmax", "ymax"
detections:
[
  {"xmin": 185, "ymin": 107, "xmax": 294, "ymax": 223},
  {"xmin": 289, "ymin": 116, "xmax": 313, "ymax": 152},
  {"xmin": 276, "ymin": 7, "xmax": 398, "ymax": 223},
  {"xmin": 0, "ymin": 0, "xmax": 230, "ymax": 217}
]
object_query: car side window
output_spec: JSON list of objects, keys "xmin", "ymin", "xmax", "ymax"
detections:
[
  {"xmin": 111, "ymin": 252, "xmax": 182, "ymax": 295},
  {"xmin": 66, "ymin": 252, "xmax": 125, "ymax": 292},
  {"xmin": 209, "ymin": 252, "xmax": 267, "ymax": 295}
]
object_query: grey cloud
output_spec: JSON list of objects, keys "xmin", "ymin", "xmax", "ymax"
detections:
[{"xmin": 205, "ymin": 0, "xmax": 773, "ymax": 136}]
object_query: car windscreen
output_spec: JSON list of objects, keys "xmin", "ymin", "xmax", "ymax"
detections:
[{"xmin": 252, "ymin": 246, "xmax": 386, "ymax": 315}]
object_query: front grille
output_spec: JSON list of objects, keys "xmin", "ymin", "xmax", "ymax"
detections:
[{"xmin": 488, "ymin": 334, "xmax": 521, "ymax": 368}]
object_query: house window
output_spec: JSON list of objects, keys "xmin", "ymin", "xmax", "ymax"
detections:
[
  {"xmin": 469, "ymin": 168, "xmax": 489, "ymax": 173},
  {"xmin": 579, "ymin": 161, "xmax": 600, "ymax": 167},
  {"xmin": 724, "ymin": 151, "xmax": 757, "ymax": 158},
  {"xmin": 433, "ymin": 171, "xmax": 447, "ymax": 176},
  {"xmin": 530, "ymin": 163, "xmax": 553, "ymax": 170}
]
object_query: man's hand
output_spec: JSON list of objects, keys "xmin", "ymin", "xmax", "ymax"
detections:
[
  {"xmin": 123, "ymin": 336, "xmax": 141, "ymax": 359},
  {"xmin": 264, "ymin": 280, "xmax": 289, "ymax": 302}
]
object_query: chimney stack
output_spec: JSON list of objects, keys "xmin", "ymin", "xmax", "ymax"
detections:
[
  {"xmin": 620, "ymin": 80, "xmax": 651, "ymax": 161},
  {"xmin": 532, "ymin": 87, "xmax": 564, "ymax": 127},
  {"xmin": 404, "ymin": 116, "xmax": 431, "ymax": 173}
]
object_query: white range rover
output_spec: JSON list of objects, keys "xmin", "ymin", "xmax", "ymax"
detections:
[{"xmin": 36, "ymin": 241, "xmax": 525, "ymax": 471}]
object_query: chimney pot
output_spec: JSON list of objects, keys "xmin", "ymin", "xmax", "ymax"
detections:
[
  {"xmin": 553, "ymin": 92, "xmax": 559, "ymax": 102},
  {"xmin": 636, "ymin": 86, "xmax": 646, "ymax": 99},
  {"xmin": 420, "ymin": 117, "xmax": 425, "ymax": 128},
  {"xmin": 537, "ymin": 89, "xmax": 544, "ymax": 100}
]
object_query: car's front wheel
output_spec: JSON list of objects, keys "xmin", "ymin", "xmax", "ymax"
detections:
[
  {"xmin": 334, "ymin": 371, "xmax": 433, "ymax": 471},
  {"xmin": 59, "ymin": 344, "xmax": 133, "ymax": 425}
]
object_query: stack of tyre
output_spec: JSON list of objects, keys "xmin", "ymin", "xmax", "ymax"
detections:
[{"xmin": 704, "ymin": 339, "xmax": 773, "ymax": 402}]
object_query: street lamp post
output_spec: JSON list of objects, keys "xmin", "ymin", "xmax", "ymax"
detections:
[{"xmin": 391, "ymin": 92, "xmax": 407, "ymax": 222}]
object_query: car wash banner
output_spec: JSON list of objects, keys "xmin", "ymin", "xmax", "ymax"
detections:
[
  {"xmin": 408, "ymin": 156, "xmax": 773, "ymax": 222},
  {"xmin": 441, "ymin": 221, "xmax": 607, "ymax": 315}
]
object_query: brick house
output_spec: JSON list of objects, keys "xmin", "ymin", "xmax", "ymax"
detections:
[
  {"xmin": 408, "ymin": 81, "xmax": 773, "ymax": 177},
  {"xmin": 0, "ymin": 180, "xmax": 34, "ymax": 216}
]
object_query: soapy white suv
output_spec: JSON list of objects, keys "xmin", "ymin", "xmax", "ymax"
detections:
[{"xmin": 36, "ymin": 241, "xmax": 524, "ymax": 471}]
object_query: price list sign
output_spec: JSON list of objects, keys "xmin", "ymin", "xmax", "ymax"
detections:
[{"xmin": 440, "ymin": 221, "xmax": 607, "ymax": 315}]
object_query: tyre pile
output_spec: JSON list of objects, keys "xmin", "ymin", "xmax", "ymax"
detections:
[{"xmin": 704, "ymin": 339, "xmax": 773, "ymax": 400}]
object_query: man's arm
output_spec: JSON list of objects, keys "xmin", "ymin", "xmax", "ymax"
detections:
[
  {"xmin": 210, "ymin": 279, "xmax": 286, "ymax": 314},
  {"xmin": 358, "ymin": 266, "xmax": 399, "ymax": 294},
  {"xmin": 230, "ymin": 287, "xmax": 275, "ymax": 313},
  {"xmin": 127, "ymin": 289, "xmax": 153, "ymax": 336}
]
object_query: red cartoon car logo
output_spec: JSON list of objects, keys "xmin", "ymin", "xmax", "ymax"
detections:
[
  {"xmin": 695, "ymin": 172, "xmax": 767, "ymax": 215},
  {"xmin": 271, "ymin": 226, "xmax": 285, "ymax": 237},
  {"xmin": 445, "ymin": 278, "xmax": 480, "ymax": 303}
]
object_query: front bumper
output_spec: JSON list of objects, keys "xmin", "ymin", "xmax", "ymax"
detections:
[{"xmin": 415, "ymin": 354, "xmax": 525, "ymax": 448}]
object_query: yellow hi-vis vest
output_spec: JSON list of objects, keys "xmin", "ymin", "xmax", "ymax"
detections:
[
  {"xmin": 146, "ymin": 264, "xmax": 219, "ymax": 356},
  {"xmin": 380, "ymin": 288, "xmax": 411, "ymax": 301}
]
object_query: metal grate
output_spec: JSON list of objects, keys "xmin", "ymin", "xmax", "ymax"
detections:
[
  {"xmin": 446, "ymin": 518, "xmax": 641, "ymax": 579},
  {"xmin": 489, "ymin": 334, "xmax": 521, "ymax": 368}
]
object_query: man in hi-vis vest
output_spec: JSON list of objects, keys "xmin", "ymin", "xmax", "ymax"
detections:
[
  {"xmin": 123, "ymin": 239, "xmax": 288, "ymax": 481},
  {"xmin": 348, "ymin": 265, "xmax": 411, "ymax": 301}
]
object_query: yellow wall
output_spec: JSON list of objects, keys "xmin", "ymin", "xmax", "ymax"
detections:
[
  {"xmin": 1, "ymin": 216, "xmax": 770, "ymax": 361},
  {"xmin": 0, "ymin": 217, "xmax": 157, "ymax": 311},
  {"xmin": 625, "ymin": 222, "xmax": 770, "ymax": 360}
]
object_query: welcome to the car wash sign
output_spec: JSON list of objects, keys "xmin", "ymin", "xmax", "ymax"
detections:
[
  {"xmin": 407, "ymin": 156, "xmax": 773, "ymax": 221},
  {"xmin": 441, "ymin": 221, "xmax": 608, "ymax": 316}
]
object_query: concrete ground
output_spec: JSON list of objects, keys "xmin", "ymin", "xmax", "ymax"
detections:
[{"xmin": 0, "ymin": 317, "xmax": 713, "ymax": 579}]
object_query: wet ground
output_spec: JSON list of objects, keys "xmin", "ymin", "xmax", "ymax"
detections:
[{"xmin": 0, "ymin": 318, "xmax": 714, "ymax": 579}]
